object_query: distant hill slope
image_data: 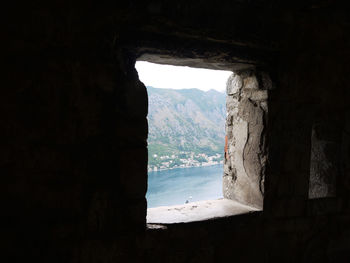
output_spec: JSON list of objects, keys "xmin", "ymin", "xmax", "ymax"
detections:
[{"xmin": 147, "ymin": 86, "xmax": 226, "ymax": 168}]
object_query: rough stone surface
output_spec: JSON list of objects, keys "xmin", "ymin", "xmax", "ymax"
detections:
[
  {"xmin": 3, "ymin": 1, "xmax": 350, "ymax": 262},
  {"xmin": 243, "ymin": 75, "xmax": 259, "ymax": 90},
  {"xmin": 223, "ymin": 70, "xmax": 268, "ymax": 209},
  {"xmin": 309, "ymin": 123, "xmax": 340, "ymax": 198},
  {"xmin": 147, "ymin": 198, "xmax": 259, "ymax": 224},
  {"xmin": 226, "ymin": 73, "xmax": 243, "ymax": 95}
]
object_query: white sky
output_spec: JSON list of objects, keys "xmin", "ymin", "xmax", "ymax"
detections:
[{"xmin": 135, "ymin": 61, "xmax": 232, "ymax": 92}]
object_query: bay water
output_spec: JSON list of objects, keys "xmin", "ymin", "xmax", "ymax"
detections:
[{"xmin": 147, "ymin": 164, "xmax": 223, "ymax": 208}]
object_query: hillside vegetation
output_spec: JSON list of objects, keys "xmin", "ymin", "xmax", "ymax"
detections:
[{"xmin": 147, "ymin": 86, "xmax": 226, "ymax": 171}]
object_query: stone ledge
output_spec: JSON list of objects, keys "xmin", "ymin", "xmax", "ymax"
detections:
[{"xmin": 147, "ymin": 198, "xmax": 260, "ymax": 224}]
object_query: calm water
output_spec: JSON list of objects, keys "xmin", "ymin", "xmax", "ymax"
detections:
[{"xmin": 147, "ymin": 164, "xmax": 223, "ymax": 208}]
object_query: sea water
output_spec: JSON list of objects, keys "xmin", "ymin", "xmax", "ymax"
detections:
[{"xmin": 146, "ymin": 164, "xmax": 223, "ymax": 208}]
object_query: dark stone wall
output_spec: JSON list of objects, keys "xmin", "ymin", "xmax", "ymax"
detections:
[{"xmin": 3, "ymin": 1, "xmax": 350, "ymax": 262}]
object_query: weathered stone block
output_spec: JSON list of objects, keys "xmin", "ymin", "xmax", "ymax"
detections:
[
  {"xmin": 260, "ymin": 72, "xmax": 274, "ymax": 90},
  {"xmin": 226, "ymin": 124, "xmax": 233, "ymax": 141},
  {"xmin": 223, "ymin": 70, "xmax": 267, "ymax": 209},
  {"xmin": 226, "ymin": 94, "xmax": 239, "ymax": 112},
  {"xmin": 243, "ymin": 75, "xmax": 259, "ymax": 90},
  {"xmin": 309, "ymin": 124, "xmax": 339, "ymax": 199},
  {"xmin": 226, "ymin": 73, "xmax": 242, "ymax": 95},
  {"xmin": 250, "ymin": 90, "xmax": 268, "ymax": 101}
]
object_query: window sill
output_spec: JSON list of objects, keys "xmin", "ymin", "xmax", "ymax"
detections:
[{"xmin": 147, "ymin": 198, "xmax": 261, "ymax": 224}]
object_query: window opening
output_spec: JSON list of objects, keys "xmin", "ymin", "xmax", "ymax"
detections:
[
  {"xmin": 136, "ymin": 60, "xmax": 268, "ymax": 223},
  {"xmin": 136, "ymin": 61, "xmax": 231, "ymax": 208}
]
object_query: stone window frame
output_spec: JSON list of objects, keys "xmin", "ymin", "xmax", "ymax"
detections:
[
  {"xmin": 135, "ymin": 57, "xmax": 271, "ymax": 224},
  {"xmin": 223, "ymin": 70, "xmax": 270, "ymax": 209}
]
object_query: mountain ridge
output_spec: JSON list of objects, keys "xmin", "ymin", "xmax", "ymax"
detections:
[{"xmin": 147, "ymin": 86, "xmax": 226, "ymax": 170}]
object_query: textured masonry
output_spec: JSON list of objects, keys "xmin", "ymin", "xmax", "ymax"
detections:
[
  {"xmin": 309, "ymin": 122, "xmax": 340, "ymax": 198},
  {"xmin": 223, "ymin": 70, "xmax": 270, "ymax": 209},
  {"xmin": 5, "ymin": 1, "xmax": 350, "ymax": 262}
]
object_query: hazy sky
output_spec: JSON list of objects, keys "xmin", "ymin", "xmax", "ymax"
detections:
[{"xmin": 135, "ymin": 61, "xmax": 232, "ymax": 92}]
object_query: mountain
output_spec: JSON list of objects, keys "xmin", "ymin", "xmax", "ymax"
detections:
[{"xmin": 147, "ymin": 86, "xmax": 226, "ymax": 170}]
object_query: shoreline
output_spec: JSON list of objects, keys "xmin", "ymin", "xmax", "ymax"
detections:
[{"xmin": 148, "ymin": 162, "xmax": 224, "ymax": 173}]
